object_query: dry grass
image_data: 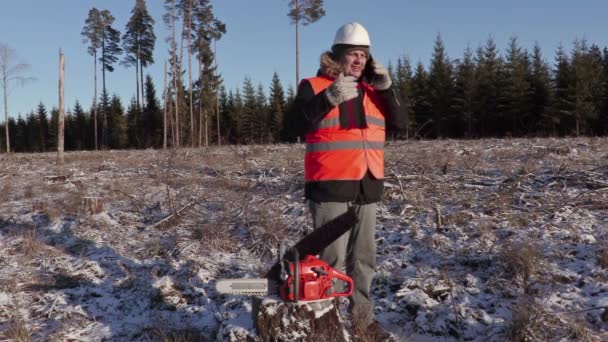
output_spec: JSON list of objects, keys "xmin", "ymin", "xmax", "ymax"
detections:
[
  {"xmin": 2, "ymin": 319, "xmax": 33, "ymax": 342},
  {"xmin": 17, "ymin": 227, "xmax": 45, "ymax": 258},
  {"xmin": 499, "ymin": 240, "xmax": 543, "ymax": 293},
  {"xmin": 508, "ymin": 298, "xmax": 596, "ymax": 342}
]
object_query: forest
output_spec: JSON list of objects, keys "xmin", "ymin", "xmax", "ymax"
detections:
[{"xmin": 1, "ymin": 0, "xmax": 608, "ymax": 154}]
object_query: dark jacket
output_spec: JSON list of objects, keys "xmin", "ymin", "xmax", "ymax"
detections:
[{"xmin": 288, "ymin": 53, "xmax": 406, "ymax": 204}]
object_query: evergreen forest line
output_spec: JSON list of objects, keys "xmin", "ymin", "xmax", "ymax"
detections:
[{"xmin": 2, "ymin": 34, "xmax": 608, "ymax": 153}]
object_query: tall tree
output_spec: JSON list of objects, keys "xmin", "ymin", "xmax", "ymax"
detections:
[
  {"xmin": 123, "ymin": 0, "xmax": 156, "ymax": 112},
  {"xmin": 428, "ymin": 34, "xmax": 454, "ymax": 138},
  {"xmin": 549, "ymin": 44, "xmax": 575, "ymax": 136},
  {"xmin": 453, "ymin": 46, "xmax": 477, "ymax": 138},
  {"xmin": 570, "ymin": 39, "xmax": 598, "ymax": 136},
  {"xmin": 36, "ymin": 102, "xmax": 49, "ymax": 152},
  {"xmin": 0, "ymin": 43, "xmax": 34, "ymax": 153},
  {"xmin": 81, "ymin": 8, "xmax": 103, "ymax": 150},
  {"xmin": 72, "ymin": 101, "xmax": 88, "ymax": 150},
  {"xmin": 241, "ymin": 77, "xmax": 257, "ymax": 144},
  {"xmin": 255, "ymin": 83, "xmax": 268, "ymax": 143},
  {"xmin": 192, "ymin": 0, "xmax": 225, "ymax": 146},
  {"xmin": 503, "ymin": 36, "xmax": 532, "ymax": 136},
  {"xmin": 475, "ymin": 37, "xmax": 503, "ymax": 137},
  {"xmin": 99, "ymin": 10, "xmax": 122, "ymax": 148},
  {"xmin": 600, "ymin": 48, "xmax": 608, "ymax": 134},
  {"xmin": 268, "ymin": 72, "xmax": 286, "ymax": 143},
  {"xmin": 164, "ymin": 0, "xmax": 181, "ymax": 147},
  {"xmin": 393, "ymin": 57, "xmax": 414, "ymax": 139},
  {"xmin": 411, "ymin": 62, "xmax": 432, "ymax": 138},
  {"xmin": 143, "ymin": 74, "xmax": 163, "ymax": 147},
  {"xmin": 529, "ymin": 43, "xmax": 551, "ymax": 135},
  {"xmin": 287, "ymin": 0, "xmax": 325, "ymax": 86}
]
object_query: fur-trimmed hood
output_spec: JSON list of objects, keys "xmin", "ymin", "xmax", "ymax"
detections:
[{"xmin": 318, "ymin": 51, "xmax": 343, "ymax": 79}]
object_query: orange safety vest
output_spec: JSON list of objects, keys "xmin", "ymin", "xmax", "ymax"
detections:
[{"xmin": 304, "ymin": 75, "xmax": 386, "ymax": 182}]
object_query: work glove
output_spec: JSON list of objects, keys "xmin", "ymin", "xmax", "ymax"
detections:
[
  {"xmin": 325, "ymin": 73, "xmax": 358, "ymax": 107},
  {"xmin": 370, "ymin": 60, "xmax": 392, "ymax": 91}
]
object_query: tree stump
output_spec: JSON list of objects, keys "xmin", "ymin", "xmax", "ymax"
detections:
[
  {"xmin": 81, "ymin": 197, "xmax": 104, "ymax": 214},
  {"xmin": 253, "ymin": 297, "xmax": 347, "ymax": 342}
]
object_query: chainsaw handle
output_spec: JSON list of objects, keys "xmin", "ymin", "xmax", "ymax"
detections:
[{"xmin": 330, "ymin": 268, "xmax": 353, "ymax": 296}]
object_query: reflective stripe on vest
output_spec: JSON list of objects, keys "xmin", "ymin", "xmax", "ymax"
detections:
[{"xmin": 304, "ymin": 75, "xmax": 386, "ymax": 182}]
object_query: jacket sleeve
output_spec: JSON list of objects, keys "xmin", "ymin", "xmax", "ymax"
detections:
[
  {"xmin": 377, "ymin": 86, "xmax": 407, "ymax": 131},
  {"xmin": 286, "ymin": 80, "xmax": 334, "ymax": 141}
]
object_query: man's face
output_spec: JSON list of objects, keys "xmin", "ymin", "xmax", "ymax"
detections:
[{"xmin": 340, "ymin": 49, "xmax": 368, "ymax": 78}]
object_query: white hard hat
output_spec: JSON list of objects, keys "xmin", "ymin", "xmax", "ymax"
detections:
[{"xmin": 333, "ymin": 22, "xmax": 371, "ymax": 47}]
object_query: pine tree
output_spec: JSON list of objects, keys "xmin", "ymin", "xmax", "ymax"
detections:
[
  {"xmin": 25, "ymin": 111, "xmax": 38, "ymax": 152},
  {"xmin": 126, "ymin": 97, "xmax": 139, "ymax": 148},
  {"xmin": 549, "ymin": 44, "xmax": 575, "ymax": 136},
  {"xmin": 241, "ymin": 77, "xmax": 257, "ymax": 144},
  {"xmin": 453, "ymin": 46, "xmax": 477, "ymax": 137},
  {"xmin": 49, "ymin": 107, "xmax": 59, "ymax": 151},
  {"xmin": 256, "ymin": 83, "xmax": 268, "ymax": 143},
  {"xmin": 571, "ymin": 39, "xmax": 596, "ymax": 136},
  {"xmin": 475, "ymin": 37, "xmax": 502, "ymax": 137},
  {"xmin": 64, "ymin": 109, "xmax": 75, "ymax": 151},
  {"xmin": 72, "ymin": 101, "xmax": 88, "ymax": 150},
  {"xmin": 287, "ymin": 0, "xmax": 325, "ymax": 86},
  {"xmin": 428, "ymin": 34, "xmax": 455, "ymax": 138},
  {"xmin": 600, "ymin": 48, "xmax": 608, "ymax": 134},
  {"xmin": 192, "ymin": 0, "xmax": 225, "ymax": 146},
  {"xmin": 411, "ymin": 62, "xmax": 432, "ymax": 138},
  {"xmin": 163, "ymin": 0, "xmax": 181, "ymax": 147},
  {"xmin": 82, "ymin": 8, "xmax": 103, "ymax": 150},
  {"xmin": 394, "ymin": 57, "xmax": 414, "ymax": 138},
  {"xmin": 36, "ymin": 102, "xmax": 49, "ymax": 151},
  {"xmin": 14, "ymin": 116, "xmax": 26, "ymax": 152},
  {"xmin": 530, "ymin": 43, "xmax": 551, "ymax": 136},
  {"xmin": 588, "ymin": 44, "xmax": 604, "ymax": 135},
  {"xmin": 96, "ymin": 10, "xmax": 122, "ymax": 148},
  {"xmin": 268, "ymin": 72, "xmax": 286, "ymax": 142},
  {"xmin": 123, "ymin": 0, "xmax": 156, "ymax": 111},
  {"xmin": 234, "ymin": 89, "xmax": 244, "ymax": 143},
  {"xmin": 107, "ymin": 94, "xmax": 127, "ymax": 149},
  {"xmin": 503, "ymin": 36, "xmax": 532, "ymax": 136},
  {"xmin": 144, "ymin": 74, "xmax": 163, "ymax": 147}
]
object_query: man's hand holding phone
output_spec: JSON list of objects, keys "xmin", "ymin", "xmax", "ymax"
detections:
[{"xmin": 369, "ymin": 61, "xmax": 392, "ymax": 91}]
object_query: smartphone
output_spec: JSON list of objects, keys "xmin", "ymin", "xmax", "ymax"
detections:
[{"xmin": 363, "ymin": 55, "xmax": 376, "ymax": 83}]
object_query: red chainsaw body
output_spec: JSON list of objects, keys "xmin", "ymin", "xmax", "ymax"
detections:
[{"xmin": 279, "ymin": 255, "xmax": 353, "ymax": 302}]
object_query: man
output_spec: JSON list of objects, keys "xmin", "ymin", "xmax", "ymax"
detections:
[{"xmin": 288, "ymin": 22, "xmax": 405, "ymax": 332}]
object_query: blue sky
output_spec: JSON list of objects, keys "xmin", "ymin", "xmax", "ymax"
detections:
[{"xmin": 0, "ymin": 0, "xmax": 607, "ymax": 117}]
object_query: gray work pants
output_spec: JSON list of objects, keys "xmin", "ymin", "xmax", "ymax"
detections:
[{"xmin": 309, "ymin": 200, "xmax": 377, "ymax": 324}]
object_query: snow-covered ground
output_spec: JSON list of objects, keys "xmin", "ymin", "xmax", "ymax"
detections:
[{"xmin": 1, "ymin": 137, "xmax": 607, "ymax": 341}]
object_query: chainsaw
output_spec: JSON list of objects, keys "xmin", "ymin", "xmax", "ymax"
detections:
[
  {"xmin": 216, "ymin": 208, "xmax": 359, "ymax": 302},
  {"xmin": 216, "ymin": 252, "xmax": 353, "ymax": 301}
]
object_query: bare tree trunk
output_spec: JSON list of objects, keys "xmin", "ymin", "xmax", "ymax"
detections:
[
  {"xmin": 171, "ymin": 0, "xmax": 180, "ymax": 148},
  {"xmin": 101, "ymin": 39, "xmax": 107, "ymax": 150},
  {"xmin": 295, "ymin": 1, "xmax": 300, "ymax": 87},
  {"xmin": 163, "ymin": 59, "xmax": 167, "ymax": 150},
  {"xmin": 135, "ymin": 53, "xmax": 140, "ymax": 111},
  {"xmin": 58, "ymin": 49, "xmax": 65, "ymax": 165},
  {"xmin": 93, "ymin": 51, "xmax": 98, "ymax": 151},
  {"xmin": 140, "ymin": 53, "xmax": 145, "ymax": 109},
  {"xmin": 2, "ymin": 62, "xmax": 9, "ymax": 153},
  {"xmin": 169, "ymin": 97, "xmax": 176, "ymax": 147},
  {"xmin": 187, "ymin": 0, "xmax": 194, "ymax": 147},
  {"xmin": 198, "ymin": 53, "xmax": 203, "ymax": 147},
  {"xmin": 204, "ymin": 109, "xmax": 208, "ymax": 147},
  {"xmin": 215, "ymin": 40, "xmax": 220, "ymax": 146}
]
